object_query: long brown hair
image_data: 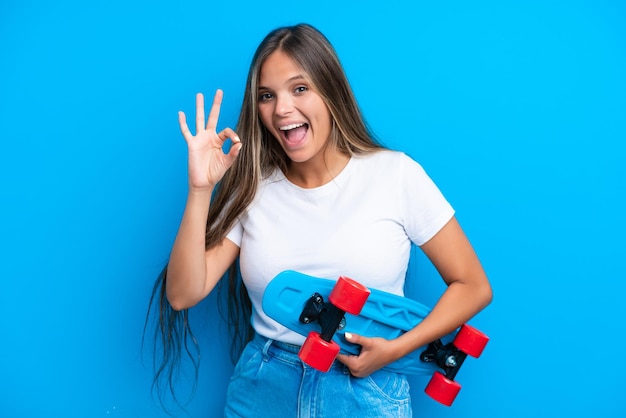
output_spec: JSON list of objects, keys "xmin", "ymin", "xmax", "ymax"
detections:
[{"xmin": 145, "ymin": 23, "xmax": 385, "ymax": 408}]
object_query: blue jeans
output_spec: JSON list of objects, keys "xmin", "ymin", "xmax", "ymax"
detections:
[{"xmin": 224, "ymin": 333, "xmax": 412, "ymax": 417}]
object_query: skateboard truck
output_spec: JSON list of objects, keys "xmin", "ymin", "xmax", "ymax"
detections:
[
  {"xmin": 420, "ymin": 324, "xmax": 489, "ymax": 406},
  {"xmin": 299, "ymin": 293, "xmax": 346, "ymax": 339},
  {"xmin": 296, "ymin": 276, "xmax": 370, "ymax": 372},
  {"xmin": 420, "ymin": 339, "xmax": 467, "ymax": 380}
]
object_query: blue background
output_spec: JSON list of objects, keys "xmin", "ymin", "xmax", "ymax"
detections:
[{"xmin": 1, "ymin": 1, "xmax": 624, "ymax": 417}]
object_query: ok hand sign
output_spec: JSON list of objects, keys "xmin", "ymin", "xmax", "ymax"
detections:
[{"xmin": 178, "ymin": 90, "xmax": 242, "ymax": 191}]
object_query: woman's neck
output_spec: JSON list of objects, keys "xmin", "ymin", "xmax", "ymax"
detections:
[{"xmin": 285, "ymin": 147, "xmax": 350, "ymax": 189}]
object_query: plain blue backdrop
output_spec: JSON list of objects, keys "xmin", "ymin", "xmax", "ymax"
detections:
[{"xmin": 1, "ymin": 1, "xmax": 624, "ymax": 417}]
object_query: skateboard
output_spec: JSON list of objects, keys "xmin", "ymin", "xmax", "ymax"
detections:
[{"xmin": 262, "ymin": 270, "xmax": 489, "ymax": 406}]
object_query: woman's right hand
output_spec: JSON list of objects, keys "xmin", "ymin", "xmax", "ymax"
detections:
[{"xmin": 178, "ymin": 90, "xmax": 242, "ymax": 191}]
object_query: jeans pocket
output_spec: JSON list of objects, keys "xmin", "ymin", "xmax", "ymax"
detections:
[
  {"xmin": 363, "ymin": 370, "xmax": 411, "ymax": 404},
  {"xmin": 230, "ymin": 342, "xmax": 263, "ymax": 382}
]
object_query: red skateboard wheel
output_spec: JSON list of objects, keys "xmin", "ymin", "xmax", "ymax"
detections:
[
  {"xmin": 298, "ymin": 331, "xmax": 340, "ymax": 372},
  {"xmin": 453, "ymin": 324, "xmax": 489, "ymax": 358},
  {"xmin": 424, "ymin": 371, "xmax": 461, "ymax": 406},
  {"xmin": 328, "ymin": 276, "xmax": 370, "ymax": 315}
]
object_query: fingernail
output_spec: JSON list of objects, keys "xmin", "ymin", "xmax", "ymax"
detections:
[{"xmin": 345, "ymin": 332, "xmax": 352, "ymax": 340}]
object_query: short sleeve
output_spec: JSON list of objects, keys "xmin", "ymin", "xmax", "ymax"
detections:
[
  {"xmin": 226, "ymin": 218, "xmax": 243, "ymax": 247},
  {"xmin": 399, "ymin": 154, "xmax": 455, "ymax": 246}
]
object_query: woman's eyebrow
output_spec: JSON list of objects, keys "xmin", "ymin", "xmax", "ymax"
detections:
[
  {"xmin": 287, "ymin": 74, "xmax": 306, "ymax": 82},
  {"xmin": 258, "ymin": 74, "xmax": 306, "ymax": 90}
]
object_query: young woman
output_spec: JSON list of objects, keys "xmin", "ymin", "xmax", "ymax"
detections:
[{"xmin": 151, "ymin": 23, "xmax": 492, "ymax": 416}]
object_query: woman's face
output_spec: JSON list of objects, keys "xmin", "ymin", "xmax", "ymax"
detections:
[{"xmin": 257, "ymin": 50, "xmax": 333, "ymax": 165}]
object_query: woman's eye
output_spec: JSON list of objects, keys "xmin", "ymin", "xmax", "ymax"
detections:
[
  {"xmin": 295, "ymin": 86, "xmax": 308, "ymax": 94},
  {"xmin": 259, "ymin": 92, "xmax": 273, "ymax": 102}
]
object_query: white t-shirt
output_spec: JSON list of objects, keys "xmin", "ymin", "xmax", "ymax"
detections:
[{"xmin": 227, "ymin": 150, "xmax": 455, "ymax": 345}]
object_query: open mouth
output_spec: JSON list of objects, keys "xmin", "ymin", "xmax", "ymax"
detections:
[{"xmin": 279, "ymin": 123, "xmax": 309, "ymax": 144}]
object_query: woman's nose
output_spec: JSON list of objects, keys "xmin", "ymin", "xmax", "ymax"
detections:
[{"xmin": 274, "ymin": 94, "xmax": 294, "ymax": 116}]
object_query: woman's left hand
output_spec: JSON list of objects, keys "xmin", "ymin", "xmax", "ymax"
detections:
[{"xmin": 336, "ymin": 333, "xmax": 398, "ymax": 377}]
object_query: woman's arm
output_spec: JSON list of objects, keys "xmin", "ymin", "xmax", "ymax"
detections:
[
  {"xmin": 338, "ymin": 216, "xmax": 492, "ymax": 376},
  {"xmin": 391, "ymin": 216, "xmax": 492, "ymax": 357},
  {"xmin": 165, "ymin": 91, "xmax": 242, "ymax": 311}
]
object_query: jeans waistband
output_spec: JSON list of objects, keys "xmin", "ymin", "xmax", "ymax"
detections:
[
  {"xmin": 251, "ymin": 333, "xmax": 349, "ymax": 372},
  {"xmin": 252, "ymin": 333, "xmax": 302, "ymax": 354}
]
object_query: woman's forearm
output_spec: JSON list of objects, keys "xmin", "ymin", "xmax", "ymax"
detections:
[
  {"xmin": 391, "ymin": 278, "xmax": 492, "ymax": 359},
  {"xmin": 166, "ymin": 188, "xmax": 214, "ymax": 310}
]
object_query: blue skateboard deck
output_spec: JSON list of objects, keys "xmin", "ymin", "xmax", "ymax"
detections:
[{"xmin": 262, "ymin": 270, "xmax": 455, "ymax": 375}]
